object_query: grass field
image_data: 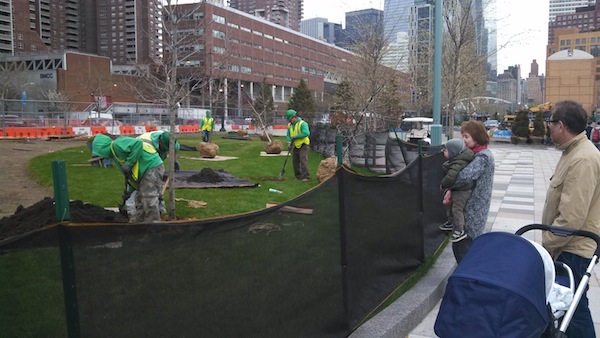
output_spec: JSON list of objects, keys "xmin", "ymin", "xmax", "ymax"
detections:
[{"xmin": 28, "ymin": 135, "xmax": 326, "ymax": 218}]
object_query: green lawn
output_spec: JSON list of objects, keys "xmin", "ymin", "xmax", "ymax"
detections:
[{"xmin": 28, "ymin": 135, "xmax": 327, "ymax": 218}]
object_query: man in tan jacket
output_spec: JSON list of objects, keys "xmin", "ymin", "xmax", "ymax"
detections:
[{"xmin": 542, "ymin": 100, "xmax": 600, "ymax": 338}]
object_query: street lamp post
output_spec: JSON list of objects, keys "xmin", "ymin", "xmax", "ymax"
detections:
[{"xmin": 221, "ymin": 78, "xmax": 228, "ymax": 132}]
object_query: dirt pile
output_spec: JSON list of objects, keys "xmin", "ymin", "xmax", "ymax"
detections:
[
  {"xmin": 186, "ymin": 168, "xmax": 225, "ymax": 183},
  {"xmin": 0, "ymin": 197, "xmax": 128, "ymax": 240}
]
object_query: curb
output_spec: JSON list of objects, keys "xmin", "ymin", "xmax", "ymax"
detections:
[{"xmin": 349, "ymin": 244, "xmax": 456, "ymax": 338}]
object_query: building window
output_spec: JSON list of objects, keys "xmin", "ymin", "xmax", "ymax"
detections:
[
  {"xmin": 17, "ymin": 33, "xmax": 23, "ymax": 40},
  {"xmin": 17, "ymin": 43, "xmax": 24, "ymax": 49},
  {"xmin": 212, "ymin": 46, "xmax": 225, "ymax": 54},
  {"xmin": 213, "ymin": 30, "xmax": 225, "ymax": 39},
  {"xmin": 212, "ymin": 14, "xmax": 225, "ymax": 24}
]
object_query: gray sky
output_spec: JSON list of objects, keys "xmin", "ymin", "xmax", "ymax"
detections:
[{"xmin": 303, "ymin": 0, "xmax": 549, "ymax": 75}]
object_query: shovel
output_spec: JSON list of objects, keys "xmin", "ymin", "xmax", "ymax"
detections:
[
  {"xmin": 118, "ymin": 178, "xmax": 131, "ymax": 217},
  {"xmin": 278, "ymin": 142, "xmax": 293, "ymax": 181}
]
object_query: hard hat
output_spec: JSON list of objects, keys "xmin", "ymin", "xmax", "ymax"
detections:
[
  {"xmin": 160, "ymin": 131, "xmax": 171, "ymax": 146},
  {"xmin": 286, "ymin": 109, "xmax": 297, "ymax": 121},
  {"xmin": 206, "ymin": 110, "xmax": 211, "ymax": 116}
]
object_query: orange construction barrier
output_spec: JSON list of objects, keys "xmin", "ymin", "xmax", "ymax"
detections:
[
  {"xmin": 145, "ymin": 126, "xmax": 158, "ymax": 132},
  {"xmin": 119, "ymin": 126, "xmax": 136, "ymax": 135},
  {"xmin": 91, "ymin": 127, "xmax": 107, "ymax": 135}
]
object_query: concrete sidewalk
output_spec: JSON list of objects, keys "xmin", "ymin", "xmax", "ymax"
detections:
[{"xmin": 351, "ymin": 142, "xmax": 600, "ymax": 337}]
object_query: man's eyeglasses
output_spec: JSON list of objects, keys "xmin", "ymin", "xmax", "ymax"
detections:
[{"xmin": 549, "ymin": 120, "xmax": 560, "ymax": 125}]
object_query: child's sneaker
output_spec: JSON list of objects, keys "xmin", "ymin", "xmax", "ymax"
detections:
[
  {"xmin": 450, "ymin": 229, "xmax": 467, "ymax": 242},
  {"xmin": 439, "ymin": 221, "xmax": 453, "ymax": 231}
]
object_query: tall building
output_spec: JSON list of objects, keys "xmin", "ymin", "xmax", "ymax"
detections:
[
  {"xmin": 548, "ymin": 0, "xmax": 595, "ymax": 21},
  {"xmin": 0, "ymin": 0, "xmax": 162, "ymax": 67},
  {"xmin": 497, "ymin": 71, "xmax": 518, "ymax": 109},
  {"xmin": 486, "ymin": 0, "xmax": 497, "ymax": 81},
  {"xmin": 547, "ymin": 3, "xmax": 599, "ymax": 44},
  {"xmin": 300, "ymin": 17, "xmax": 342, "ymax": 45},
  {"xmin": 526, "ymin": 60, "xmax": 544, "ymax": 105},
  {"xmin": 342, "ymin": 8, "xmax": 384, "ymax": 47},
  {"xmin": 383, "ymin": 0, "xmax": 427, "ymax": 72},
  {"xmin": 229, "ymin": 0, "xmax": 303, "ymax": 31},
  {"xmin": 497, "ymin": 65, "xmax": 522, "ymax": 110},
  {"xmin": 409, "ymin": 2, "xmax": 434, "ymax": 102}
]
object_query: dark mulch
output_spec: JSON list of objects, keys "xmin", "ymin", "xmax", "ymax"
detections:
[
  {"xmin": 187, "ymin": 168, "xmax": 225, "ymax": 183},
  {"xmin": 0, "ymin": 197, "xmax": 128, "ymax": 240}
]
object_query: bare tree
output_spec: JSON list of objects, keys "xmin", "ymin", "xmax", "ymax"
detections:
[
  {"xmin": 251, "ymin": 78, "xmax": 275, "ymax": 139},
  {"xmin": 128, "ymin": 0, "xmax": 213, "ymax": 220},
  {"xmin": 337, "ymin": 15, "xmax": 409, "ymax": 133}
]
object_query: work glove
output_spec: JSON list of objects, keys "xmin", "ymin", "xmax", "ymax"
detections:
[
  {"xmin": 290, "ymin": 137, "xmax": 296, "ymax": 142},
  {"xmin": 174, "ymin": 160, "xmax": 180, "ymax": 172},
  {"xmin": 122, "ymin": 163, "xmax": 132, "ymax": 176}
]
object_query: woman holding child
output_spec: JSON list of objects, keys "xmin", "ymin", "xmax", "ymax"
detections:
[{"xmin": 450, "ymin": 121, "xmax": 495, "ymax": 263}]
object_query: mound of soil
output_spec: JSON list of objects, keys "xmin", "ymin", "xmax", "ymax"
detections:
[
  {"xmin": 0, "ymin": 197, "xmax": 128, "ymax": 240},
  {"xmin": 187, "ymin": 168, "xmax": 225, "ymax": 183}
]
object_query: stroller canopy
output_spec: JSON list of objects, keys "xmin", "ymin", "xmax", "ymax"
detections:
[{"xmin": 435, "ymin": 232, "xmax": 550, "ymax": 338}]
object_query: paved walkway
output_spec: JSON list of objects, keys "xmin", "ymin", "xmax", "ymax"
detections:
[{"xmin": 409, "ymin": 142, "xmax": 600, "ymax": 337}]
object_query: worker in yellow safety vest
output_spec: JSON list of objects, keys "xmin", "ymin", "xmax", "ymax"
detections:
[
  {"xmin": 285, "ymin": 109, "xmax": 311, "ymax": 181},
  {"xmin": 200, "ymin": 110, "xmax": 215, "ymax": 142}
]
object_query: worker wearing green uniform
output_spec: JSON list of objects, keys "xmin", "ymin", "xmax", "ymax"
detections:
[
  {"xmin": 285, "ymin": 109, "xmax": 311, "ymax": 181},
  {"xmin": 138, "ymin": 130, "xmax": 180, "ymax": 169},
  {"xmin": 137, "ymin": 130, "xmax": 180, "ymax": 214},
  {"xmin": 92, "ymin": 134, "xmax": 164, "ymax": 223}
]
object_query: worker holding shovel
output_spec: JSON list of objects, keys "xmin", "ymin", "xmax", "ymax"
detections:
[
  {"xmin": 286, "ymin": 109, "xmax": 311, "ymax": 182},
  {"xmin": 92, "ymin": 134, "xmax": 164, "ymax": 223}
]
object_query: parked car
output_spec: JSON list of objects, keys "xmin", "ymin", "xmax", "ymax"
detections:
[{"xmin": 484, "ymin": 119, "xmax": 499, "ymax": 130}]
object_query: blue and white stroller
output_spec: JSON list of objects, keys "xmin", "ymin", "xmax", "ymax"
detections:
[{"xmin": 434, "ymin": 224, "xmax": 600, "ymax": 338}]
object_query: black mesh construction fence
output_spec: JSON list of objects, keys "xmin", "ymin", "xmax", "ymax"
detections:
[
  {"xmin": 310, "ymin": 126, "xmax": 445, "ymax": 175},
  {"xmin": 0, "ymin": 153, "xmax": 447, "ymax": 337}
]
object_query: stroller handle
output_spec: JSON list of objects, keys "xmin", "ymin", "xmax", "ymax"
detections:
[{"xmin": 516, "ymin": 224, "xmax": 600, "ymax": 257}]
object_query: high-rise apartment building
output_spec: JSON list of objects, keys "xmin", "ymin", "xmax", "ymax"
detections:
[
  {"xmin": 96, "ymin": 0, "xmax": 162, "ymax": 65},
  {"xmin": 547, "ymin": 3, "xmax": 599, "ymax": 43},
  {"xmin": 0, "ymin": 0, "xmax": 161, "ymax": 67},
  {"xmin": 229, "ymin": 0, "xmax": 303, "ymax": 31},
  {"xmin": 548, "ymin": 0, "xmax": 595, "ymax": 21}
]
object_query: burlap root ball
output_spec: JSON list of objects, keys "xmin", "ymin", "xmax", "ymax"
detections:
[
  {"xmin": 237, "ymin": 129, "xmax": 248, "ymax": 137},
  {"xmin": 264, "ymin": 140, "xmax": 283, "ymax": 154},
  {"xmin": 198, "ymin": 142, "xmax": 219, "ymax": 158},
  {"xmin": 316, "ymin": 156, "xmax": 349, "ymax": 183}
]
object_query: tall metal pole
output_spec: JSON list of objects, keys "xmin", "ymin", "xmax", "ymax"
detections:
[
  {"xmin": 431, "ymin": 0, "xmax": 443, "ymax": 145},
  {"xmin": 237, "ymin": 79, "xmax": 242, "ymax": 117}
]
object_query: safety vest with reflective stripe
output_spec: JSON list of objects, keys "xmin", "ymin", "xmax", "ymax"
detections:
[
  {"xmin": 201, "ymin": 117, "xmax": 214, "ymax": 131},
  {"xmin": 289, "ymin": 120, "xmax": 310, "ymax": 148}
]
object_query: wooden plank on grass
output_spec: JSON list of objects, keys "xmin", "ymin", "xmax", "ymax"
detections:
[{"xmin": 266, "ymin": 202, "xmax": 314, "ymax": 215}]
